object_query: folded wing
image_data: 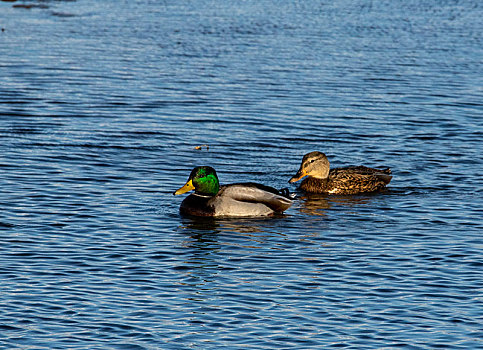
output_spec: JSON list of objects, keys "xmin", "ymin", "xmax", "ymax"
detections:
[{"xmin": 220, "ymin": 183, "xmax": 293, "ymax": 212}]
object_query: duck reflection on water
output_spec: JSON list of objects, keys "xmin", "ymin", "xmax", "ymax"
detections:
[
  {"xmin": 178, "ymin": 215, "xmax": 279, "ymax": 238},
  {"xmin": 297, "ymin": 193, "xmax": 382, "ymax": 216}
]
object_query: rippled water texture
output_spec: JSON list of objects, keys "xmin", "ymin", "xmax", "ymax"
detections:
[{"xmin": 1, "ymin": 0, "xmax": 482, "ymax": 349}]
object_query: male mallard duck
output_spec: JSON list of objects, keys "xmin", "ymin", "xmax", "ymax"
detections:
[
  {"xmin": 174, "ymin": 166, "xmax": 293, "ymax": 217},
  {"xmin": 289, "ymin": 151, "xmax": 392, "ymax": 194}
]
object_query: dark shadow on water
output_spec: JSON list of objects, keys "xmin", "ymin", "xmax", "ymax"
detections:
[
  {"xmin": 297, "ymin": 194, "xmax": 331, "ymax": 216},
  {"xmin": 0, "ymin": 221, "xmax": 15, "ymax": 228},
  {"xmin": 178, "ymin": 216, "xmax": 222, "ymax": 235},
  {"xmin": 177, "ymin": 214, "xmax": 289, "ymax": 236},
  {"xmin": 296, "ymin": 191, "xmax": 392, "ymax": 215},
  {"xmin": 173, "ymin": 215, "xmax": 293, "ymax": 287}
]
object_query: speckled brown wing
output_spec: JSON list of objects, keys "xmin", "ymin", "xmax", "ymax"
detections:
[
  {"xmin": 327, "ymin": 172, "xmax": 389, "ymax": 194},
  {"xmin": 332, "ymin": 166, "xmax": 391, "ymax": 176},
  {"xmin": 299, "ymin": 167, "xmax": 392, "ymax": 194},
  {"xmin": 327, "ymin": 167, "xmax": 392, "ymax": 194}
]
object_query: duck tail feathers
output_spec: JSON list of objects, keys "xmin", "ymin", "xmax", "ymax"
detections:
[
  {"xmin": 279, "ymin": 187, "xmax": 297, "ymax": 199},
  {"xmin": 376, "ymin": 173, "xmax": 392, "ymax": 184}
]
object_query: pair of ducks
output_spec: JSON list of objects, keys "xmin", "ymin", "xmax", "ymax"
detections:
[{"xmin": 174, "ymin": 151, "xmax": 392, "ymax": 217}]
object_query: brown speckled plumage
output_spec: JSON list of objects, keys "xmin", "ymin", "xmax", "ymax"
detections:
[{"xmin": 290, "ymin": 152, "xmax": 392, "ymax": 195}]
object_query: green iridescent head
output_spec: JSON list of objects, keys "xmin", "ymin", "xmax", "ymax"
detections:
[{"xmin": 174, "ymin": 166, "xmax": 220, "ymax": 196}]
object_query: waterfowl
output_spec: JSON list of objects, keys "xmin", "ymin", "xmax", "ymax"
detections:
[
  {"xmin": 289, "ymin": 151, "xmax": 392, "ymax": 194},
  {"xmin": 174, "ymin": 166, "xmax": 293, "ymax": 217}
]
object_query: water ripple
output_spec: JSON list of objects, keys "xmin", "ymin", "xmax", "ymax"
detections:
[{"xmin": 1, "ymin": 0, "xmax": 482, "ymax": 349}]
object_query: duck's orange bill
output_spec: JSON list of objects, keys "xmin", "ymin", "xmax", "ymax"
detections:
[
  {"xmin": 174, "ymin": 179, "xmax": 194, "ymax": 195},
  {"xmin": 288, "ymin": 169, "xmax": 307, "ymax": 183}
]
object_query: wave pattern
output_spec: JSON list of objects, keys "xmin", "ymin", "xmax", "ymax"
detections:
[{"xmin": 0, "ymin": 0, "xmax": 482, "ymax": 349}]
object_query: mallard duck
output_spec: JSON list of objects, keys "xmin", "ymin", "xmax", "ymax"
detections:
[
  {"xmin": 173, "ymin": 166, "xmax": 293, "ymax": 217},
  {"xmin": 289, "ymin": 151, "xmax": 392, "ymax": 194}
]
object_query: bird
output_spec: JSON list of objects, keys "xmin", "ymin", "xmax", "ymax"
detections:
[
  {"xmin": 173, "ymin": 166, "xmax": 293, "ymax": 217},
  {"xmin": 289, "ymin": 151, "xmax": 392, "ymax": 195}
]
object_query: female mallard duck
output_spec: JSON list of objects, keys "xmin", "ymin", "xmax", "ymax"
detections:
[
  {"xmin": 174, "ymin": 166, "xmax": 293, "ymax": 217},
  {"xmin": 289, "ymin": 151, "xmax": 392, "ymax": 194}
]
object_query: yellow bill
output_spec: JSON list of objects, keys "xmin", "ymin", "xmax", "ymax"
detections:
[{"xmin": 173, "ymin": 179, "xmax": 195, "ymax": 195}]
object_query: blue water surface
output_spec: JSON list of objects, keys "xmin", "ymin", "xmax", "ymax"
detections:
[{"xmin": 0, "ymin": 0, "xmax": 482, "ymax": 349}]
